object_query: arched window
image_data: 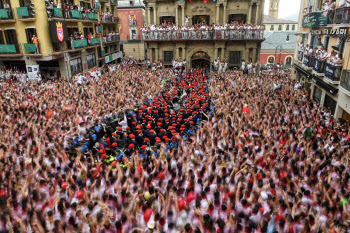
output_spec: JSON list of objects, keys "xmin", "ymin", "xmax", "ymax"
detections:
[
  {"xmin": 267, "ymin": 56, "xmax": 275, "ymax": 64},
  {"xmin": 285, "ymin": 56, "xmax": 292, "ymax": 65}
]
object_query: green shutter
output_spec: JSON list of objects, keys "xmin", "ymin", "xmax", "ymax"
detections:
[
  {"xmin": 0, "ymin": 44, "xmax": 16, "ymax": 53},
  {"xmin": 98, "ymin": 26, "xmax": 102, "ymax": 33},
  {"xmin": 101, "ymin": 50, "xmax": 105, "ymax": 57},
  {"xmin": 17, "ymin": 7, "xmax": 29, "ymax": 17},
  {"xmin": 91, "ymin": 38, "xmax": 100, "ymax": 45},
  {"xmin": 0, "ymin": 9, "xmax": 9, "ymax": 19},
  {"xmin": 54, "ymin": 8, "xmax": 62, "ymax": 17},
  {"xmin": 95, "ymin": 3, "xmax": 101, "ymax": 9},
  {"xmin": 24, "ymin": 43, "xmax": 36, "ymax": 53},
  {"xmin": 71, "ymin": 10, "xmax": 82, "ymax": 19}
]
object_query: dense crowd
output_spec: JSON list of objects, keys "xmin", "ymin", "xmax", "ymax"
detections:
[
  {"xmin": 0, "ymin": 60, "xmax": 350, "ymax": 233},
  {"xmin": 141, "ymin": 22, "xmax": 264, "ymax": 40}
]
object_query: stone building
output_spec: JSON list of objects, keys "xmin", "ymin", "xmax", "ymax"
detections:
[{"xmin": 143, "ymin": 0, "xmax": 265, "ymax": 68}]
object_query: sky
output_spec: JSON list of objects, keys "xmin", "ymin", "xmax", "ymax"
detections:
[{"xmin": 264, "ymin": 0, "xmax": 301, "ymax": 21}]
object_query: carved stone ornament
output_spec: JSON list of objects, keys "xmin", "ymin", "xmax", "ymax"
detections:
[{"xmin": 191, "ymin": 5, "xmax": 212, "ymax": 13}]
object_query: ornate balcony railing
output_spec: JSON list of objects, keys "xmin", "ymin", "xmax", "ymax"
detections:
[{"xmin": 142, "ymin": 29, "xmax": 264, "ymax": 41}]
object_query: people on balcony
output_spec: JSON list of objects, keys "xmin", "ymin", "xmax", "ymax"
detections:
[
  {"xmin": 101, "ymin": 11, "xmax": 114, "ymax": 22},
  {"xmin": 315, "ymin": 46, "xmax": 328, "ymax": 61},
  {"xmin": 338, "ymin": 0, "xmax": 350, "ymax": 8},
  {"xmin": 3, "ymin": 1, "xmax": 11, "ymax": 19},
  {"xmin": 141, "ymin": 21, "xmax": 263, "ymax": 41},
  {"xmin": 328, "ymin": 50, "xmax": 343, "ymax": 66},
  {"xmin": 322, "ymin": 0, "xmax": 336, "ymax": 10}
]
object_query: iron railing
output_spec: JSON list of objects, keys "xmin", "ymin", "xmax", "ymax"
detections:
[
  {"xmin": 22, "ymin": 43, "xmax": 40, "ymax": 54},
  {"xmin": 303, "ymin": 55, "xmax": 314, "ymax": 68},
  {"xmin": 324, "ymin": 63, "xmax": 342, "ymax": 82},
  {"xmin": 101, "ymin": 15, "xmax": 115, "ymax": 23},
  {"xmin": 313, "ymin": 58, "xmax": 326, "ymax": 74},
  {"xmin": 334, "ymin": 7, "xmax": 350, "ymax": 24},
  {"xmin": 127, "ymin": 34, "xmax": 141, "ymax": 40},
  {"xmin": 142, "ymin": 29, "xmax": 264, "ymax": 41},
  {"xmin": 52, "ymin": 42, "xmax": 67, "ymax": 53},
  {"xmin": 340, "ymin": 70, "xmax": 350, "ymax": 92},
  {"xmin": 103, "ymin": 34, "xmax": 120, "ymax": 43}
]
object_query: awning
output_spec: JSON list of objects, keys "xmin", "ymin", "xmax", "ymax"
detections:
[
  {"xmin": 311, "ymin": 75, "xmax": 338, "ymax": 95},
  {"xmin": 292, "ymin": 64, "xmax": 312, "ymax": 77}
]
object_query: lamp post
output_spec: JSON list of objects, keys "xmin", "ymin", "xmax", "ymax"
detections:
[{"xmin": 274, "ymin": 34, "xmax": 290, "ymax": 73}]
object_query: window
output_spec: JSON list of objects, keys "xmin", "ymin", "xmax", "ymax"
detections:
[
  {"xmin": 83, "ymin": 27, "xmax": 93, "ymax": 38},
  {"xmin": 25, "ymin": 28, "xmax": 37, "ymax": 43},
  {"xmin": 286, "ymin": 25, "xmax": 290, "ymax": 31},
  {"xmin": 285, "ymin": 56, "xmax": 292, "ymax": 65},
  {"xmin": 313, "ymin": 86, "xmax": 322, "ymax": 103},
  {"xmin": 229, "ymin": 51, "xmax": 241, "ymax": 64},
  {"xmin": 270, "ymin": 25, "xmax": 274, "ymax": 31},
  {"xmin": 0, "ymin": 31, "xmax": 4, "ymax": 44},
  {"xmin": 4, "ymin": 29, "xmax": 18, "ymax": 45},
  {"xmin": 163, "ymin": 51, "xmax": 173, "ymax": 63},
  {"xmin": 70, "ymin": 58, "xmax": 82, "ymax": 76},
  {"xmin": 19, "ymin": 0, "xmax": 30, "ymax": 7},
  {"xmin": 129, "ymin": 15, "xmax": 136, "ymax": 25},
  {"xmin": 292, "ymin": 25, "xmax": 296, "ymax": 30},
  {"xmin": 323, "ymin": 36, "xmax": 329, "ymax": 51},
  {"xmin": 271, "ymin": 3, "xmax": 273, "ymax": 9},
  {"xmin": 278, "ymin": 25, "xmax": 282, "ymax": 31},
  {"xmin": 87, "ymin": 54, "xmax": 96, "ymax": 69}
]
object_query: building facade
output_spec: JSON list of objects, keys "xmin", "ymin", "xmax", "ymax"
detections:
[
  {"xmin": 0, "ymin": 0, "xmax": 119, "ymax": 80},
  {"xmin": 292, "ymin": 0, "xmax": 350, "ymax": 123},
  {"xmin": 117, "ymin": 0, "xmax": 145, "ymax": 60},
  {"xmin": 143, "ymin": 0, "xmax": 265, "ymax": 68}
]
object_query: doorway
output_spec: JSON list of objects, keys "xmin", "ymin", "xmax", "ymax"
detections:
[
  {"xmin": 192, "ymin": 15, "xmax": 210, "ymax": 25},
  {"xmin": 191, "ymin": 51, "xmax": 210, "ymax": 69}
]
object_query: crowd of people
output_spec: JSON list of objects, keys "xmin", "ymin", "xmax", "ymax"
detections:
[
  {"xmin": 298, "ymin": 42, "xmax": 343, "ymax": 66},
  {"xmin": 141, "ymin": 22, "xmax": 264, "ymax": 41},
  {"xmin": 0, "ymin": 55, "xmax": 350, "ymax": 233}
]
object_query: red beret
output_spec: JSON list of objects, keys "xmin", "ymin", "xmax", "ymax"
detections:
[
  {"xmin": 149, "ymin": 130, "xmax": 155, "ymax": 134},
  {"xmin": 141, "ymin": 145, "xmax": 147, "ymax": 150},
  {"xmin": 144, "ymin": 138, "xmax": 150, "ymax": 142},
  {"xmin": 112, "ymin": 143, "xmax": 118, "ymax": 147},
  {"xmin": 160, "ymin": 129, "xmax": 165, "ymax": 133},
  {"xmin": 129, "ymin": 134, "xmax": 135, "ymax": 139},
  {"xmin": 112, "ymin": 132, "xmax": 116, "ymax": 136},
  {"xmin": 117, "ymin": 127, "xmax": 122, "ymax": 131},
  {"xmin": 146, "ymin": 125, "xmax": 151, "ymax": 129},
  {"xmin": 128, "ymin": 144, "xmax": 134, "ymax": 149}
]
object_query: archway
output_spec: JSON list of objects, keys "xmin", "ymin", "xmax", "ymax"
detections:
[{"xmin": 191, "ymin": 51, "xmax": 210, "ymax": 69}]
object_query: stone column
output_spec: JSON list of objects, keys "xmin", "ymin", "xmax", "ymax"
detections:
[
  {"xmin": 175, "ymin": 5, "xmax": 179, "ymax": 25},
  {"xmin": 183, "ymin": 47, "xmax": 186, "ymax": 60},
  {"xmin": 155, "ymin": 48, "xmax": 159, "ymax": 61},
  {"xmin": 223, "ymin": 4, "xmax": 227, "ymax": 24},
  {"xmin": 176, "ymin": 47, "xmax": 179, "ymax": 58},
  {"xmin": 147, "ymin": 7, "xmax": 151, "ymax": 25},
  {"xmin": 252, "ymin": 48, "xmax": 257, "ymax": 63},
  {"xmin": 247, "ymin": 3, "xmax": 252, "ymax": 24},
  {"xmin": 221, "ymin": 47, "xmax": 225, "ymax": 59},
  {"xmin": 149, "ymin": 48, "xmax": 153, "ymax": 61},
  {"xmin": 245, "ymin": 48, "xmax": 250, "ymax": 62},
  {"xmin": 216, "ymin": 4, "xmax": 220, "ymax": 24},
  {"xmin": 256, "ymin": 3, "xmax": 260, "ymax": 24},
  {"xmin": 153, "ymin": 7, "xmax": 157, "ymax": 25},
  {"xmin": 214, "ymin": 48, "xmax": 218, "ymax": 59},
  {"xmin": 181, "ymin": 5, "xmax": 185, "ymax": 26}
]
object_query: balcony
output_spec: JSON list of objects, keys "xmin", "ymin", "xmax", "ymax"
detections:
[
  {"xmin": 0, "ymin": 44, "xmax": 22, "ymax": 57},
  {"xmin": 63, "ymin": 10, "xmax": 98, "ymax": 22},
  {"xmin": 142, "ymin": 29, "xmax": 264, "ymax": 42},
  {"xmin": 340, "ymin": 70, "xmax": 350, "ymax": 95},
  {"xmin": 313, "ymin": 59, "xmax": 326, "ymax": 76},
  {"xmin": 52, "ymin": 42, "xmax": 67, "ymax": 54},
  {"xmin": 334, "ymin": 7, "xmax": 350, "ymax": 24},
  {"xmin": 324, "ymin": 63, "xmax": 342, "ymax": 84},
  {"xmin": 47, "ymin": 8, "xmax": 63, "ymax": 19},
  {"xmin": 103, "ymin": 34, "xmax": 120, "ymax": 43},
  {"xmin": 297, "ymin": 51, "xmax": 304, "ymax": 62},
  {"xmin": 0, "ymin": 8, "xmax": 15, "ymax": 22},
  {"xmin": 68, "ymin": 39, "xmax": 88, "ymax": 49},
  {"xmin": 101, "ymin": 15, "xmax": 116, "ymax": 24},
  {"xmin": 22, "ymin": 43, "xmax": 41, "ymax": 56},
  {"xmin": 302, "ymin": 55, "xmax": 314, "ymax": 70},
  {"xmin": 127, "ymin": 34, "xmax": 141, "ymax": 41},
  {"xmin": 89, "ymin": 37, "xmax": 101, "ymax": 45},
  {"xmin": 129, "ymin": 20, "xmax": 137, "ymax": 26},
  {"xmin": 16, "ymin": 6, "xmax": 35, "ymax": 21},
  {"xmin": 110, "ymin": 0, "xmax": 118, "ymax": 5}
]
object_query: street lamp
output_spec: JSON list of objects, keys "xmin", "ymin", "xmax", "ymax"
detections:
[{"xmin": 274, "ymin": 35, "xmax": 290, "ymax": 72}]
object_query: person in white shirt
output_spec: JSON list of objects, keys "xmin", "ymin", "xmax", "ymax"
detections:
[
  {"xmin": 241, "ymin": 60, "xmax": 245, "ymax": 71},
  {"xmin": 185, "ymin": 16, "xmax": 189, "ymax": 26}
]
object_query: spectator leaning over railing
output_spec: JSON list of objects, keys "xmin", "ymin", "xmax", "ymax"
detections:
[{"xmin": 338, "ymin": 0, "xmax": 350, "ymax": 8}]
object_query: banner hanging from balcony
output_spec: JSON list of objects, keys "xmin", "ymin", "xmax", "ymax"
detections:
[
  {"xmin": 0, "ymin": 44, "xmax": 16, "ymax": 53},
  {"xmin": 302, "ymin": 12, "xmax": 328, "ymax": 28},
  {"xmin": 24, "ymin": 43, "xmax": 36, "ymax": 53},
  {"xmin": 71, "ymin": 10, "xmax": 82, "ymax": 19},
  {"xmin": 87, "ymin": 13, "xmax": 98, "ymax": 20},
  {"xmin": 0, "ymin": 9, "xmax": 8, "ymax": 19},
  {"xmin": 54, "ymin": 8, "xmax": 62, "ymax": 17},
  {"xmin": 17, "ymin": 7, "xmax": 29, "ymax": 17},
  {"xmin": 73, "ymin": 39, "xmax": 88, "ymax": 48},
  {"xmin": 49, "ymin": 20, "xmax": 69, "ymax": 43},
  {"xmin": 325, "ymin": 63, "xmax": 335, "ymax": 78}
]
